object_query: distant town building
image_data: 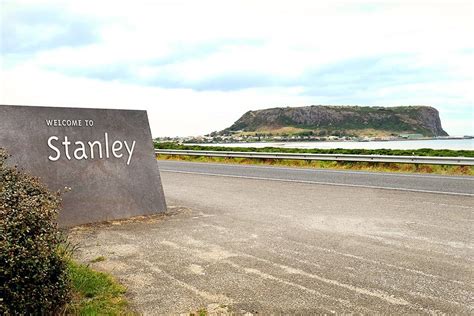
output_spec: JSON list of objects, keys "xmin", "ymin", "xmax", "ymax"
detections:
[{"xmin": 399, "ymin": 133, "xmax": 424, "ymax": 139}]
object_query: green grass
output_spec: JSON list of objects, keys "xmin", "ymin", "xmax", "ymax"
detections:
[
  {"xmin": 90, "ymin": 256, "xmax": 107, "ymax": 263},
  {"xmin": 155, "ymin": 142, "xmax": 474, "ymax": 176},
  {"xmin": 65, "ymin": 260, "xmax": 132, "ymax": 315},
  {"xmin": 155, "ymin": 142, "xmax": 474, "ymax": 157},
  {"xmin": 158, "ymin": 154, "xmax": 474, "ymax": 176},
  {"xmin": 190, "ymin": 309, "xmax": 207, "ymax": 316}
]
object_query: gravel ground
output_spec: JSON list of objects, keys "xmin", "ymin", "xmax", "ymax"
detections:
[{"xmin": 69, "ymin": 167, "xmax": 473, "ymax": 315}]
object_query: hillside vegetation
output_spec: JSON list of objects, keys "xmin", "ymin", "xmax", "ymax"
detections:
[{"xmin": 221, "ymin": 105, "xmax": 448, "ymax": 137}]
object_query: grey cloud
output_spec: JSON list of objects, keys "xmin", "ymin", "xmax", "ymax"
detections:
[
  {"xmin": 1, "ymin": 6, "xmax": 98, "ymax": 54},
  {"xmin": 298, "ymin": 54, "xmax": 453, "ymax": 97},
  {"xmin": 148, "ymin": 38, "xmax": 266, "ymax": 67},
  {"xmin": 161, "ymin": 73, "xmax": 275, "ymax": 91},
  {"xmin": 49, "ymin": 52, "xmax": 455, "ymax": 99}
]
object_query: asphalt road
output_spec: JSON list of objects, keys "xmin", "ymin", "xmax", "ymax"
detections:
[
  {"xmin": 70, "ymin": 161, "xmax": 473, "ymax": 314},
  {"xmin": 158, "ymin": 160, "xmax": 474, "ymax": 196}
]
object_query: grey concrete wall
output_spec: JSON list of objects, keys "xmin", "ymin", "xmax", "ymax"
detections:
[{"xmin": 0, "ymin": 105, "xmax": 167, "ymax": 226}]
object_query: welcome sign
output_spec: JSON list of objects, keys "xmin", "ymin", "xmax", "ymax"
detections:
[{"xmin": 0, "ymin": 105, "xmax": 167, "ymax": 226}]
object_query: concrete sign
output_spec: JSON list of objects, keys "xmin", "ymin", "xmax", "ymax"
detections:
[{"xmin": 0, "ymin": 105, "xmax": 167, "ymax": 226}]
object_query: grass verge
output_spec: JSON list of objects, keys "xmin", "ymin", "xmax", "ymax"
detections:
[
  {"xmin": 155, "ymin": 142, "xmax": 474, "ymax": 157},
  {"xmin": 64, "ymin": 260, "xmax": 132, "ymax": 315},
  {"xmin": 158, "ymin": 154, "xmax": 474, "ymax": 176}
]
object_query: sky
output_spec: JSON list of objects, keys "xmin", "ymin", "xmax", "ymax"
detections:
[{"xmin": 1, "ymin": 0, "xmax": 473, "ymax": 137}]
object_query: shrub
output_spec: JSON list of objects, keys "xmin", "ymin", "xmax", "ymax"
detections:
[{"xmin": 0, "ymin": 148, "xmax": 70, "ymax": 314}]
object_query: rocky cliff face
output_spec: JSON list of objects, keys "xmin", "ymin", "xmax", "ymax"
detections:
[{"xmin": 223, "ymin": 105, "xmax": 448, "ymax": 137}]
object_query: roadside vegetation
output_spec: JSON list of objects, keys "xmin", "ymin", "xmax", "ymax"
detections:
[
  {"xmin": 0, "ymin": 148, "xmax": 131, "ymax": 315},
  {"xmin": 65, "ymin": 260, "xmax": 131, "ymax": 315},
  {"xmin": 155, "ymin": 142, "xmax": 474, "ymax": 157},
  {"xmin": 155, "ymin": 143, "xmax": 474, "ymax": 176},
  {"xmin": 1, "ymin": 148, "xmax": 70, "ymax": 314}
]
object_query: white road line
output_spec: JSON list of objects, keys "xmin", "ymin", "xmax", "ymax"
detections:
[
  {"xmin": 158, "ymin": 160, "xmax": 474, "ymax": 181},
  {"xmin": 160, "ymin": 169, "xmax": 474, "ymax": 197}
]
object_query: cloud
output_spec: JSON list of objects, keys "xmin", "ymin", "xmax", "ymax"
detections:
[
  {"xmin": 1, "ymin": 0, "xmax": 473, "ymax": 136},
  {"xmin": 1, "ymin": 4, "xmax": 98, "ymax": 56},
  {"xmin": 47, "ymin": 52, "xmax": 458, "ymax": 96},
  {"xmin": 43, "ymin": 38, "xmax": 268, "ymax": 86},
  {"xmin": 298, "ymin": 54, "xmax": 457, "ymax": 96}
]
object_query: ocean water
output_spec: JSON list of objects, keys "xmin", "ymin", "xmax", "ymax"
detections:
[{"xmin": 192, "ymin": 139, "xmax": 474, "ymax": 150}]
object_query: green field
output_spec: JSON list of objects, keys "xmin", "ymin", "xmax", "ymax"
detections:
[
  {"xmin": 155, "ymin": 142, "xmax": 474, "ymax": 157},
  {"xmin": 155, "ymin": 142, "xmax": 474, "ymax": 176}
]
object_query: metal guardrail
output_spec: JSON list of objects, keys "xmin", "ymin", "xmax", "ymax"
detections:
[{"xmin": 155, "ymin": 149, "xmax": 474, "ymax": 166}]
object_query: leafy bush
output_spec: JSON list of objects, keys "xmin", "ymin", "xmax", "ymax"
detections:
[{"xmin": 0, "ymin": 148, "xmax": 70, "ymax": 314}]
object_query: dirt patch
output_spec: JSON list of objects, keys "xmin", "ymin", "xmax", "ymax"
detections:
[{"xmin": 68, "ymin": 206, "xmax": 191, "ymax": 232}]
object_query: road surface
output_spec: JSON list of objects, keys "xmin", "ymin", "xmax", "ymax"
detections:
[
  {"xmin": 158, "ymin": 160, "xmax": 474, "ymax": 196},
  {"xmin": 71, "ymin": 161, "xmax": 473, "ymax": 314}
]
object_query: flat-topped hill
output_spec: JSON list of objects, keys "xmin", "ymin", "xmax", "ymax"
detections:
[{"xmin": 221, "ymin": 105, "xmax": 448, "ymax": 137}]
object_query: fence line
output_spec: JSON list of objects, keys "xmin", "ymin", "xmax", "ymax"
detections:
[{"xmin": 155, "ymin": 149, "xmax": 474, "ymax": 166}]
